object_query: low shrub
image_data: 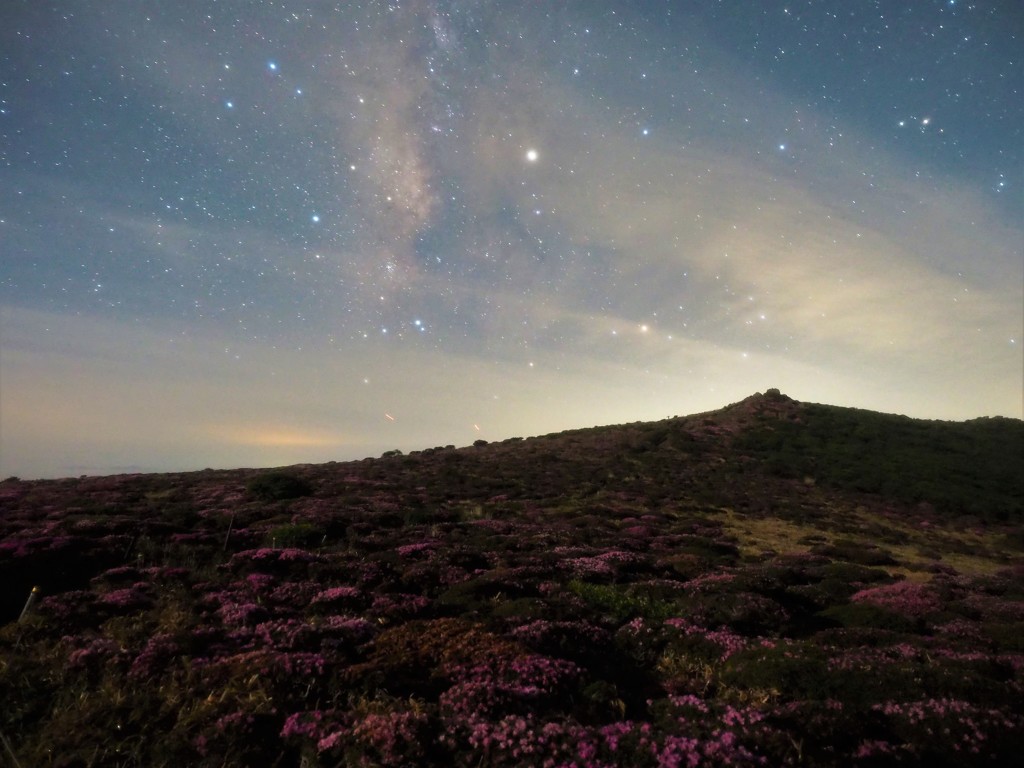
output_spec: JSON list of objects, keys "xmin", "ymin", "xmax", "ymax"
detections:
[{"xmin": 247, "ymin": 472, "xmax": 313, "ymax": 501}]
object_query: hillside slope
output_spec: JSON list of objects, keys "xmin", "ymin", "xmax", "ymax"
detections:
[{"xmin": 1, "ymin": 391, "xmax": 1022, "ymax": 767}]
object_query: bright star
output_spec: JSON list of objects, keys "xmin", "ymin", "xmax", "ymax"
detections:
[
  {"xmin": 311, "ymin": 214, "xmax": 320, "ymax": 223},
  {"xmin": 525, "ymin": 149, "xmax": 539, "ymax": 162}
]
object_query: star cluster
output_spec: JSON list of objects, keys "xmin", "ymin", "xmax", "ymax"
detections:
[{"xmin": 1, "ymin": 1, "xmax": 1021, "ymax": 477}]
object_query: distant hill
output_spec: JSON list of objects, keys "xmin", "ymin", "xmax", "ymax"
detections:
[
  {"xmin": 1, "ymin": 391, "xmax": 1022, "ymax": 767},
  {"xmin": 724, "ymin": 390, "xmax": 1022, "ymax": 521},
  {"xmin": 348, "ymin": 387, "xmax": 1023, "ymax": 523}
]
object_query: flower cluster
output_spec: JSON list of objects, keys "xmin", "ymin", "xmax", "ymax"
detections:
[
  {"xmin": 872, "ymin": 697, "xmax": 1023, "ymax": 757},
  {"xmin": 664, "ymin": 617, "xmax": 773, "ymax": 661},
  {"xmin": 440, "ymin": 653, "xmax": 581, "ymax": 719},
  {"xmin": 311, "ymin": 585, "xmax": 361, "ymax": 606},
  {"xmin": 129, "ymin": 632, "xmax": 179, "ymax": 680},
  {"xmin": 849, "ymin": 580, "xmax": 942, "ymax": 617}
]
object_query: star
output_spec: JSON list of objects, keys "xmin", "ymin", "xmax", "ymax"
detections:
[{"xmin": 525, "ymin": 149, "xmax": 539, "ymax": 163}]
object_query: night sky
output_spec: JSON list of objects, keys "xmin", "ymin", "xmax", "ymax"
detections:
[{"xmin": 2, "ymin": 1, "xmax": 1021, "ymax": 479}]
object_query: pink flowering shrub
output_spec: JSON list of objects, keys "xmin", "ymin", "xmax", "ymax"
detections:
[
  {"xmin": 38, "ymin": 589, "xmax": 97, "ymax": 621},
  {"xmin": 319, "ymin": 614, "xmax": 376, "ymax": 640},
  {"xmin": 321, "ymin": 709, "xmax": 432, "ymax": 766},
  {"xmin": 664, "ymin": 617, "xmax": 774, "ymax": 662},
  {"xmin": 511, "ymin": 619, "xmax": 612, "ymax": 657},
  {"xmin": 439, "ymin": 653, "xmax": 581, "ymax": 719},
  {"xmin": 684, "ymin": 571, "xmax": 737, "ymax": 592},
  {"xmin": 64, "ymin": 635, "xmax": 126, "ymax": 672},
  {"xmin": 128, "ymin": 632, "xmax": 179, "ymax": 680},
  {"xmin": 850, "ymin": 580, "xmax": 942, "ymax": 617},
  {"xmin": 97, "ymin": 585, "xmax": 152, "ymax": 611},
  {"xmin": 254, "ymin": 618, "xmax": 316, "ymax": 650},
  {"xmin": 872, "ymin": 697, "xmax": 1024, "ymax": 760},
  {"xmin": 559, "ymin": 549, "xmax": 645, "ymax": 581},
  {"xmin": 211, "ymin": 593, "xmax": 268, "ymax": 627},
  {"xmin": 223, "ymin": 547, "xmax": 322, "ymax": 576},
  {"xmin": 370, "ymin": 592, "xmax": 431, "ymax": 619},
  {"xmin": 194, "ymin": 648, "xmax": 326, "ymax": 683},
  {"xmin": 397, "ymin": 541, "xmax": 437, "ymax": 558},
  {"xmin": 311, "ymin": 585, "xmax": 363, "ymax": 608},
  {"xmin": 280, "ymin": 709, "xmax": 327, "ymax": 740},
  {"xmin": 268, "ymin": 579, "xmax": 320, "ymax": 606},
  {"xmin": 440, "ymin": 711, "xmax": 770, "ymax": 768}
]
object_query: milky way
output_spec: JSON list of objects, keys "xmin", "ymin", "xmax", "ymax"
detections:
[{"xmin": 2, "ymin": 1, "xmax": 1021, "ymax": 477}]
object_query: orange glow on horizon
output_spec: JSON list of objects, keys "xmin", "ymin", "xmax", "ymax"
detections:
[{"xmin": 206, "ymin": 425, "xmax": 347, "ymax": 448}]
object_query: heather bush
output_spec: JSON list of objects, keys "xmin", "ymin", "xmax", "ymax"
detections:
[
  {"xmin": 869, "ymin": 698, "xmax": 1024, "ymax": 766},
  {"xmin": 320, "ymin": 707, "xmax": 435, "ymax": 766},
  {"xmin": 222, "ymin": 546, "xmax": 323, "ymax": 578}
]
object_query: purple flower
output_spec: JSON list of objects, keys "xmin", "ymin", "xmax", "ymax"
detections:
[
  {"xmin": 98, "ymin": 586, "xmax": 151, "ymax": 610},
  {"xmin": 311, "ymin": 585, "xmax": 361, "ymax": 604},
  {"xmin": 129, "ymin": 632, "xmax": 179, "ymax": 680},
  {"xmin": 850, "ymin": 580, "xmax": 941, "ymax": 617}
]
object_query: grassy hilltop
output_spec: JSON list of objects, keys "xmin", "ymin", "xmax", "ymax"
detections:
[{"xmin": 1, "ymin": 390, "xmax": 1022, "ymax": 766}]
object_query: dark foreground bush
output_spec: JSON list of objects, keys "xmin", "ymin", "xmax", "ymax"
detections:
[{"xmin": 247, "ymin": 472, "xmax": 313, "ymax": 501}]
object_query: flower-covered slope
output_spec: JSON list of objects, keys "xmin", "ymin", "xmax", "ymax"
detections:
[{"xmin": 1, "ymin": 391, "xmax": 1022, "ymax": 767}]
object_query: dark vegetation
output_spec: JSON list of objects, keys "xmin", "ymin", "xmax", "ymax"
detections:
[
  {"xmin": 735, "ymin": 399, "xmax": 1021, "ymax": 521},
  {"xmin": 0, "ymin": 391, "xmax": 1021, "ymax": 766},
  {"xmin": 248, "ymin": 471, "xmax": 315, "ymax": 502}
]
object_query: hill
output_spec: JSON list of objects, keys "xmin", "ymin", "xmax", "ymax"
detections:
[{"xmin": 1, "ymin": 391, "xmax": 1022, "ymax": 766}]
